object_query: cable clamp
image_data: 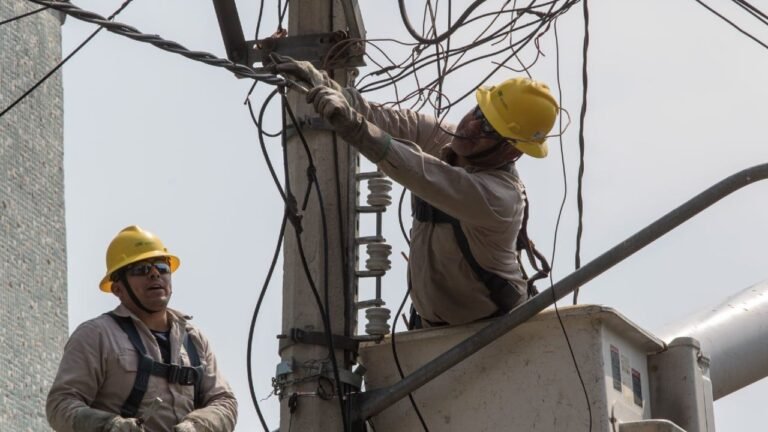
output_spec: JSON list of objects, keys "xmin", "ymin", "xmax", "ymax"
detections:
[{"xmin": 277, "ymin": 328, "xmax": 360, "ymax": 357}]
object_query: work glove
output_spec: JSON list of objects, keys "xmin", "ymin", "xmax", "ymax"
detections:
[
  {"xmin": 270, "ymin": 53, "xmax": 343, "ymax": 93},
  {"xmin": 173, "ymin": 420, "xmax": 198, "ymax": 432},
  {"xmin": 307, "ymin": 86, "xmax": 392, "ymax": 163},
  {"xmin": 106, "ymin": 417, "xmax": 144, "ymax": 432},
  {"xmin": 72, "ymin": 407, "xmax": 143, "ymax": 432}
]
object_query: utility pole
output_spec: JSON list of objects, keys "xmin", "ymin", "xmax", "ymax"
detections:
[{"xmin": 279, "ymin": 2, "xmax": 362, "ymax": 431}]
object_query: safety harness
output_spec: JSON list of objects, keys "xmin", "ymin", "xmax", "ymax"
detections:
[
  {"xmin": 411, "ymin": 182, "xmax": 550, "ymax": 315},
  {"xmin": 106, "ymin": 313, "xmax": 204, "ymax": 418}
]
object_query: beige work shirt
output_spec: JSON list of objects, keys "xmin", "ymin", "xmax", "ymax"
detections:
[
  {"xmin": 47, "ymin": 305, "xmax": 237, "ymax": 432},
  {"xmin": 346, "ymin": 90, "xmax": 528, "ymax": 325}
]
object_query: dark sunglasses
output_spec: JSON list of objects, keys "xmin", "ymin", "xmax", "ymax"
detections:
[
  {"xmin": 125, "ymin": 260, "xmax": 171, "ymax": 277},
  {"xmin": 472, "ymin": 106, "xmax": 501, "ymax": 137}
]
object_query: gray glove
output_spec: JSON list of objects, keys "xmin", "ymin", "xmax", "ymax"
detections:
[
  {"xmin": 73, "ymin": 407, "xmax": 143, "ymax": 432},
  {"xmin": 307, "ymin": 86, "xmax": 392, "ymax": 163},
  {"xmin": 270, "ymin": 53, "xmax": 343, "ymax": 93},
  {"xmin": 173, "ymin": 420, "xmax": 198, "ymax": 432},
  {"xmin": 106, "ymin": 417, "xmax": 144, "ymax": 432}
]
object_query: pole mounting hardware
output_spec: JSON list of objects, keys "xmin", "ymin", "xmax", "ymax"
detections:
[{"xmin": 248, "ymin": 31, "xmax": 365, "ymax": 70}]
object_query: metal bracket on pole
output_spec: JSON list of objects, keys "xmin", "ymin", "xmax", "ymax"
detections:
[
  {"xmin": 277, "ymin": 328, "xmax": 360, "ymax": 356},
  {"xmin": 247, "ymin": 32, "xmax": 365, "ymax": 69}
]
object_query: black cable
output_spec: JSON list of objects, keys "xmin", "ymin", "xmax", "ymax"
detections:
[
  {"xmin": 248, "ymin": 89, "xmax": 287, "ymax": 203},
  {"xmin": 732, "ymin": 0, "xmax": 768, "ymax": 25},
  {"xmin": 551, "ymin": 18, "xmax": 593, "ymax": 431},
  {"xmin": 397, "ymin": 187, "xmax": 411, "ymax": 246},
  {"xmin": 398, "ymin": 0, "xmax": 487, "ymax": 45},
  {"xmin": 246, "ymin": 212, "xmax": 287, "ymax": 432},
  {"xmin": 390, "ymin": 285, "xmax": 430, "ymax": 431},
  {"xmin": 0, "ymin": 5, "xmax": 48, "ymax": 26},
  {"xmin": 254, "ymin": 0, "xmax": 266, "ymax": 39},
  {"xmin": 692, "ymin": 0, "xmax": 768, "ymax": 50},
  {"xmin": 573, "ymin": 0, "xmax": 589, "ymax": 303},
  {"xmin": 0, "ymin": 0, "xmax": 134, "ymax": 119}
]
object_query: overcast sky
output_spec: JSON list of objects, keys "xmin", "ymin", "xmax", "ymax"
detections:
[{"xmin": 54, "ymin": 0, "xmax": 768, "ymax": 430}]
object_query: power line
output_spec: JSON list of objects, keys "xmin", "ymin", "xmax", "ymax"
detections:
[
  {"xmin": 692, "ymin": 0, "xmax": 768, "ymax": 50},
  {"xmin": 23, "ymin": 0, "xmax": 287, "ymax": 83},
  {"xmin": 1, "ymin": 0, "xmax": 134, "ymax": 119},
  {"xmin": 0, "ymin": 5, "xmax": 48, "ymax": 26}
]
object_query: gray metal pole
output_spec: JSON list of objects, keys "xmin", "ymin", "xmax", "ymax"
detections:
[
  {"xmin": 280, "ymin": 1, "xmax": 357, "ymax": 431},
  {"xmin": 353, "ymin": 163, "xmax": 768, "ymax": 422}
]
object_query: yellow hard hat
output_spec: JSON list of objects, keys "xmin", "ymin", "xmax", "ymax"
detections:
[
  {"xmin": 99, "ymin": 225, "xmax": 180, "ymax": 292},
  {"xmin": 475, "ymin": 77, "xmax": 559, "ymax": 158}
]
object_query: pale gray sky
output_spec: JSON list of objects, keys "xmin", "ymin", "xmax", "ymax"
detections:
[{"xmin": 60, "ymin": 0, "xmax": 768, "ymax": 430}]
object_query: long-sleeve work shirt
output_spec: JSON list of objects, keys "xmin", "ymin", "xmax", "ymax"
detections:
[
  {"xmin": 346, "ymin": 89, "xmax": 528, "ymax": 325},
  {"xmin": 47, "ymin": 304, "xmax": 237, "ymax": 432}
]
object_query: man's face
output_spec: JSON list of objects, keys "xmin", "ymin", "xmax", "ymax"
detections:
[
  {"xmin": 450, "ymin": 106, "xmax": 508, "ymax": 158},
  {"xmin": 112, "ymin": 258, "xmax": 173, "ymax": 311}
]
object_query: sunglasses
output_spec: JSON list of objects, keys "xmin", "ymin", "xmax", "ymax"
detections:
[
  {"xmin": 125, "ymin": 260, "xmax": 172, "ymax": 277},
  {"xmin": 472, "ymin": 106, "xmax": 502, "ymax": 137}
]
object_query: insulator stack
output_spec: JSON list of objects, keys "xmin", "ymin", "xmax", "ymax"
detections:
[{"xmin": 364, "ymin": 307, "xmax": 392, "ymax": 336}]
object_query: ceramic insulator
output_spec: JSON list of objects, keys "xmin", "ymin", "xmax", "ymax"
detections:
[
  {"xmin": 365, "ymin": 307, "xmax": 391, "ymax": 336},
  {"xmin": 367, "ymin": 177, "xmax": 392, "ymax": 207},
  {"xmin": 365, "ymin": 242, "xmax": 392, "ymax": 272}
]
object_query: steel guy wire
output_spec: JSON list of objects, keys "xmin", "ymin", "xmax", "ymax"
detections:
[
  {"xmin": 24, "ymin": 0, "xmax": 289, "ymax": 84},
  {"xmin": 0, "ymin": 5, "xmax": 48, "ymax": 26}
]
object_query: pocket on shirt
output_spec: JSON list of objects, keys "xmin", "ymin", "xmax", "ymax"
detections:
[{"xmin": 117, "ymin": 349, "xmax": 141, "ymax": 372}]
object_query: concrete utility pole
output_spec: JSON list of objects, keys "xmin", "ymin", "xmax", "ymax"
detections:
[{"xmin": 280, "ymin": 1, "xmax": 361, "ymax": 431}]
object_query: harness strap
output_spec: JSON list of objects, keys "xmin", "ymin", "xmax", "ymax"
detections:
[
  {"xmin": 106, "ymin": 313, "xmax": 204, "ymax": 417},
  {"xmin": 412, "ymin": 196, "xmax": 523, "ymax": 313}
]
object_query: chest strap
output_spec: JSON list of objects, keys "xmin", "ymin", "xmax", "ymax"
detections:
[
  {"xmin": 106, "ymin": 313, "xmax": 204, "ymax": 418},
  {"xmin": 412, "ymin": 196, "xmax": 523, "ymax": 312}
]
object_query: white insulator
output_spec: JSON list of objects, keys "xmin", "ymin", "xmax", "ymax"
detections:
[
  {"xmin": 367, "ymin": 177, "xmax": 392, "ymax": 207},
  {"xmin": 365, "ymin": 243, "xmax": 392, "ymax": 272},
  {"xmin": 365, "ymin": 307, "xmax": 391, "ymax": 336}
]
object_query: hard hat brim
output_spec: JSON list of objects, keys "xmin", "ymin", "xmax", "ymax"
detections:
[
  {"xmin": 475, "ymin": 86, "xmax": 549, "ymax": 159},
  {"xmin": 99, "ymin": 253, "xmax": 180, "ymax": 293}
]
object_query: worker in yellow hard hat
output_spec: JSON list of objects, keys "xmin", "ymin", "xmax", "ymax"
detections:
[
  {"xmin": 273, "ymin": 56, "xmax": 557, "ymax": 328},
  {"xmin": 47, "ymin": 226, "xmax": 238, "ymax": 432}
]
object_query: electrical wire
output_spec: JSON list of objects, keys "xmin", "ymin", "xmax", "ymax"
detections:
[
  {"xmin": 550, "ymin": 18, "xmax": 593, "ymax": 431},
  {"xmin": 1, "ymin": 0, "xmax": 134, "ymax": 119},
  {"xmin": 692, "ymin": 0, "xmax": 768, "ymax": 50},
  {"xmin": 0, "ymin": 5, "xmax": 48, "ymax": 26},
  {"xmin": 572, "ymin": 0, "xmax": 589, "ymax": 303},
  {"xmin": 390, "ymin": 286, "xmax": 430, "ymax": 431},
  {"xmin": 245, "ymin": 212, "xmax": 287, "ymax": 432},
  {"xmin": 398, "ymin": 0, "xmax": 488, "ymax": 45},
  {"xmin": 24, "ymin": 0, "xmax": 287, "ymax": 84}
]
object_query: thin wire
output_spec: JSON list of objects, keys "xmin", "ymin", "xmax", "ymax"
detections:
[
  {"xmin": 398, "ymin": 0, "xmax": 488, "ymax": 45},
  {"xmin": 573, "ymin": 0, "xmax": 588, "ymax": 303},
  {"xmin": 692, "ymin": 0, "xmax": 768, "ymax": 49},
  {"xmin": 551, "ymin": 18, "xmax": 593, "ymax": 431},
  {"xmin": 246, "ymin": 212, "xmax": 287, "ymax": 432},
  {"xmin": 390, "ymin": 285, "xmax": 430, "ymax": 431},
  {"xmin": 0, "ymin": 5, "xmax": 48, "ymax": 26},
  {"xmin": 1, "ymin": 0, "xmax": 134, "ymax": 119}
]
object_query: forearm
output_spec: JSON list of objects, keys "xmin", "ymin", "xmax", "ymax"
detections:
[{"xmin": 344, "ymin": 88, "xmax": 451, "ymax": 156}]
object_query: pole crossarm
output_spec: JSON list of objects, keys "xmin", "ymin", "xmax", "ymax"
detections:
[
  {"xmin": 352, "ymin": 162, "xmax": 768, "ymax": 421},
  {"xmin": 26, "ymin": 0, "xmax": 284, "ymax": 84}
]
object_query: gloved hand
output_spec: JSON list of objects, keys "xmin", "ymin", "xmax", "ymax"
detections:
[
  {"xmin": 270, "ymin": 53, "xmax": 343, "ymax": 93},
  {"xmin": 173, "ymin": 420, "xmax": 198, "ymax": 432},
  {"xmin": 307, "ymin": 86, "xmax": 392, "ymax": 163},
  {"xmin": 72, "ymin": 407, "xmax": 142, "ymax": 432},
  {"xmin": 106, "ymin": 417, "xmax": 144, "ymax": 432}
]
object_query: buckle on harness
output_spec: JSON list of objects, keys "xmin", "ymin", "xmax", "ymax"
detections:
[{"xmin": 167, "ymin": 364, "xmax": 198, "ymax": 385}]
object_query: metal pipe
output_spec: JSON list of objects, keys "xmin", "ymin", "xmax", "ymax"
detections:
[
  {"xmin": 658, "ymin": 279, "xmax": 768, "ymax": 400},
  {"xmin": 353, "ymin": 163, "xmax": 768, "ymax": 421}
]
